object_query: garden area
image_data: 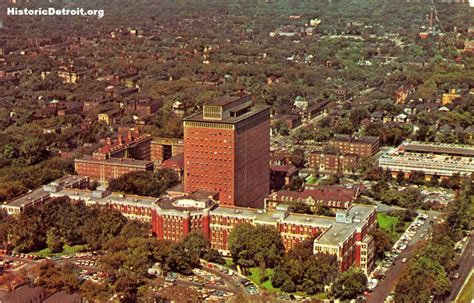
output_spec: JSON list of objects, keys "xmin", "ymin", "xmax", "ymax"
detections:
[{"xmin": 33, "ymin": 244, "xmax": 86, "ymax": 258}]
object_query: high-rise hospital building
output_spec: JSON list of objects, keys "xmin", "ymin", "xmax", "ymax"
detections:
[{"xmin": 183, "ymin": 93, "xmax": 270, "ymax": 208}]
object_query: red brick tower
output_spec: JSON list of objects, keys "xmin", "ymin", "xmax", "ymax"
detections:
[{"xmin": 183, "ymin": 93, "xmax": 270, "ymax": 208}]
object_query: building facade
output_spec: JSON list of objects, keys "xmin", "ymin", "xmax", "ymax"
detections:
[
  {"xmin": 74, "ymin": 157, "xmax": 154, "ymax": 182},
  {"xmin": 328, "ymin": 135, "xmax": 380, "ymax": 158},
  {"xmin": 308, "ymin": 151, "xmax": 359, "ymax": 174},
  {"xmin": 93, "ymin": 128, "xmax": 152, "ymax": 161},
  {"xmin": 379, "ymin": 141, "xmax": 474, "ymax": 178},
  {"xmin": 266, "ymin": 185, "xmax": 360, "ymax": 212},
  {"xmin": 5, "ymin": 176, "xmax": 376, "ymax": 274},
  {"xmin": 151, "ymin": 137, "xmax": 184, "ymax": 164},
  {"xmin": 183, "ymin": 94, "xmax": 270, "ymax": 208}
]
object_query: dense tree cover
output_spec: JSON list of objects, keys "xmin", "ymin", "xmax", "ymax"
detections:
[
  {"xmin": 109, "ymin": 168, "xmax": 179, "ymax": 197},
  {"xmin": 228, "ymin": 223, "xmax": 285, "ymax": 268},
  {"xmin": 33, "ymin": 262, "xmax": 81, "ymax": 294},
  {"xmin": 6, "ymin": 197, "xmax": 127, "ymax": 252},
  {"xmin": 272, "ymin": 239, "xmax": 338, "ymax": 295},
  {"xmin": 330, "ymin": 267, "xmax": 368, "ymax": 300},
  {"xmin": 394, "ymin": 179, "xmax": 473, "ymax": 301},
  {"xmin": 0, "ymin": 0, "xmax": 472, "ymax": 207},
  {"xmin": 2, "ymin": 198, "xmax": 218, "ymax": 301},
  {"xmin": 0, "ymin": 156, "xmax": 74, "ymax": 203}
]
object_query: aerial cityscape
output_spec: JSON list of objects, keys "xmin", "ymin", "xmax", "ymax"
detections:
[{"xmin": 0, "ymin": 0, "xmax": 472, "ymax": 302}]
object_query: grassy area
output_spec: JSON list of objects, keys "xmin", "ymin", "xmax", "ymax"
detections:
[
  {"xmin": 224, "ymin": 257, "xmax": 234, "ymax": 268},
  {"xmin": 34, "ymin": 244, "xmax": 86, "ymax": 258},
  {"xmin": 248, "ymin": 267, "xmax": 279, "ymax": 292},
  {"xmin": 456, "ymin": 271, "xmax": 473, "ymax": 303},
  {"xmin": 377, "ymin": 213, "xmax": 398, "ymax": 233},
  {"xmin": 305, "ymin": 175, "xmax": 318, "ymax": 185}
]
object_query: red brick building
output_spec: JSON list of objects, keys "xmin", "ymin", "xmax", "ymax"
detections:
[
  {"xmin": 160, "ymin": 153, "xmax": 184, "ymax": 180},
  {"xmin": 151, "ymin": 137, "xmax": 184, "ymax": 164},
  {"xmin": 93, "ymin": 128, "xmax": 152, "ymax": 161},
  {"xmin": 42, "ymin": 180, "xmax": 376, "ymax": 274},
  {"xmin": 151, "ymin": 195, "xmax": 213, "ymax": 242},
  {"xmin": 125, "ymin": 98, "xmax": 162, "ymax": 115},
  {"xmin": 328, "ymin": 135, "xmax": 380, "ymax": 158},
  {"xmin": 74, "ymin": 157, "xmax": 154, "ymax": 182},
  {"xmin": 314, "ymin": 206, "xmax": 377, "ymax": 274},
  {"xmin": 266, "ymin": 185, "xmax": 361, "ymax": 212},
  {"xmin": 183, "ymin": 93, "xmax": 270, "ymax": 208},
  {"xmin": 308, "ymin": 151, "xmax": 359, "ymax": 174}
]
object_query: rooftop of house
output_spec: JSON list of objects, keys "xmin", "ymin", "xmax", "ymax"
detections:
[
  {"xmin": 0, "ymin": 285, "xmax": 44, "ymax": 303},
  {"xmin": 42, "ymin": 291, "xmax": 81, "ymax": 303},
  {"xmin": 161, "ymin": 153, "xmax": 184, "ymax": 169}
]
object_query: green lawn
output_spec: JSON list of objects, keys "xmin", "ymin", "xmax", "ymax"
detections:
[
  {"xmin": 305, "ymin": 175, "xmax": 318, "ymax": 185},
  {"xmin": 248, "ymin": 267, "xmax": 279, "ymax": 292},
  {"xmin": 377, "ymin": 213, "xmax": 398, "ymax": 233},
  {"xmin": 224, "ymin": 257, "xmax": 234, "ymax": 268},
  {"xmin": 456, "ymin": 271, "xmax": 473, "ymax": 303},
  {"xmin": 34, "ymin": 244, "xmax": 86, "ymax": 258}
]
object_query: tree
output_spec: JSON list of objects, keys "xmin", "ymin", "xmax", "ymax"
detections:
[
  {"xmin": 290, "ymin": 148, "xmax": 305, "ymax": 168},
  {"xmin": 182, "ymin": 231, "xmax": 210, "ymax": 258},
  {"xmin": 370, "ymin": 228, "xmax": 392, "ymax": 260},
  {"xmin": 286, "ymin": 176, "xmax": 304, "ymax": 191},
  {"xmin": 33, "ymin": 261, "xmax": 80, "ymax": 293},
  {"xmin": 288, "ymin": 202, "xmax": 313, "ymax": 215},
  {"xmin": 228, "ymin": 224, "xmax": 285, "ymax": 268},
  {"xmin": 165, "ymin": 243, "xmax": 200, "ymax": 275},
  {"xmin": 281, "ymin": 279, "xmax": 296, "ymax": 293},
  {"xmin": 314, "ymin": 205, "xmax": 335, "ymax": 217},
  {"xmin": 10, "ymin": 208, "xmax": 46, "ymax": 252},
  {"xmin": 395, "ymin": 256, "xmax": 450, "ymax": 302},
  {"xmin": 46, "ymin": 229, "xmax": 63, "ymax": 253},
  {"xmin": 330, "ymin": 267, "xmax": 368, "ymax": 300}
]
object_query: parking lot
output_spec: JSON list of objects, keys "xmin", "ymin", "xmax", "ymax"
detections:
[{"xmin": 368, "ymin": 212, "xmax": 437, "ymax": 303}]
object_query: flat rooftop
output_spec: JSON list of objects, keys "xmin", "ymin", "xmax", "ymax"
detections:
[
  {"xmin": 184, "ymin": 104, "xmax": 270, "ymax": 125},
  {"xmin": 76, "ymin": 157, "xmax": 153, "ymax": 168},
  {"xmin": 315, "ymin": 204, "xmax": 376, "ymax": 246},
  {"xmin": 52, "ymin": 188, "xmax": 159, "ymax": 208},
  {"xmin": 403, "ymin": 141, "xmax": 474, "ymax": 157},
  {"xmin": 331, "ymin": 135, "xmax": 379, "ymax": 144},
  {"xmin": 3, "ymin": 187, "xmax": 49, "ymax": 208}
]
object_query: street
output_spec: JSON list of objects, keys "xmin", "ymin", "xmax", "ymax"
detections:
[
  {"xmin": 368, "ymin": 212, "xmax": 437, "ymax": 303},
  {"xmin": 444, "ymin": 235, "xmax": 474, "ymax": 302}
]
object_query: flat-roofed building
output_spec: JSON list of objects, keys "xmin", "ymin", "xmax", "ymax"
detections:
[
  {"xmin": 151, "ymin": 137, "xmax": 184, "ymax": 164},
  {"xmin": 313, "ymin": 205, "xmax": 377, "ymax": 274},
  {"xmin": 266, "ymin": 185, "xmax": 361, "ymax": 212},
  {"xmin": 183, "ymin": 93, "xmax": 270, "ymax": 208},
  {"xmin": 329, "ymin": 135, "xmax": 380, "ymax": 158},
  {"xmin": 379, "ymin": 141, "xmax": 474, "ymax": 178},
  {"xmin": 74, "ymin": 157, "xmax": 154, "ymax": 182},
  {"xmin": 10, "ymin": 176, "xmax": 376, "ymax": 274},
  {"xmin": 1, "ymin": 176, "xmax": 88, "ymax": 216},
  {"xmin": 308, "ymin": 151, "xmax": 359, "ymax": 174},
  {"xmin": 0, "ymin": 286, "xmax": 44, "ymax": 303}
]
